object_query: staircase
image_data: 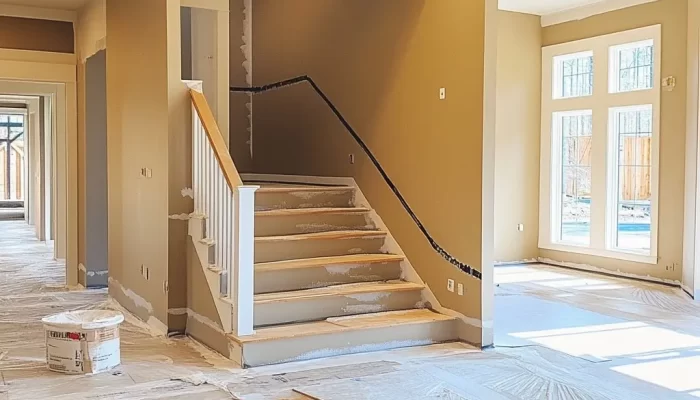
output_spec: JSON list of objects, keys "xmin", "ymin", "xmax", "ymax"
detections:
[
  {"xmin": 227, "ymin": 180, "xmax": 459, "ymax": 367},
  {"xmin": 186, "ymin": 86, "xmax": 460, "ymax": 368}
]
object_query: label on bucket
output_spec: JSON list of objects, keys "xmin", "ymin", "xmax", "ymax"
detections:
[{"xmin": 45, "ymin": 326, "xmax": 120, "ymax": 374}]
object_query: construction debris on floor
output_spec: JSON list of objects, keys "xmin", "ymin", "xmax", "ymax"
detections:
[{"xmin": 2, "ymin": 220, "xmax": 700, "ymax": 399}]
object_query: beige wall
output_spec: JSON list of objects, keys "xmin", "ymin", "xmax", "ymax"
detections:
[
  {"xmin": 251, "ymin": 0, "xmax": 496, "ymax": 344},
  {"xmin": 541, "ymin": 0, "xmax": 688, "ymax": 281},
  {"xmin": 0, "ymin": 16, "xmax": 74, "ymax": 53},
  {"xmin": 106, "ymin": 0, "xmax": 172, "ymax": 329},
  {"xmin": 494, "ymin": 11, "xmax": 541, "ymax": 263}
]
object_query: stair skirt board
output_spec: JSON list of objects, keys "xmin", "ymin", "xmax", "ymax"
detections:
[
  {"xmin": 234, "ymin": 310, "xmax": 458, "ymax": 367},
  {"xmin": 253, "ymin": 282, "xmax": 424, "ymax": 326},
  {"xmin": 255, "ymin": 232, "xmax": 387, "ymax": 263},
  {"xmin": 255, "ymin": 257, "xmax": 403, "ymax": 294},
  {"xmin": 255, "ymin": 208, "xmax": 374, "ymax": 237}
]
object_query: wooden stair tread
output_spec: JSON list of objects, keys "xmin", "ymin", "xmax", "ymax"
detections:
[
  {"xmin": 256, "ymin": 186, "xmax": 354, "ymax": 193},
  {"xmin": 255, "ymin": 254, "xmax": 405, "ymax": 272},
  {"xmin": 254, "ymin": 280, "xmax": 423, "ymax": 304},
  {"xmin": 231, "ymin": 309, "xmax": 454, "ymax": 344},
  {"xmin": 256, "ymin": 230, "xmax": 386, "ymax": 243},
  {"xmin": 255, "ymin": 207, "xmax": 370, "ymax": 217}
]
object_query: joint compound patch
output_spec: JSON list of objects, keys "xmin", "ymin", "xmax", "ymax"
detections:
[
  {"xmin": 347, "ymin": 292, "xmax": 390, "ymax": 302},
  {"xmin": 342, "ymin": 304, "xmax": 385, "ymax": 313},
  {"xmin": 181, "ymin": 188, "xmax": 194, "ymax": 198},
  {"xmin": 169, "ymin": 213, "xmax": 191, "ymax": 221},
  {"xmin": 108, "ymin": 277, "xmax": 154, "ymax": 314},
  {"xmin": 325, "ymin": 265, "xmax": 354, "ymax": 275}
]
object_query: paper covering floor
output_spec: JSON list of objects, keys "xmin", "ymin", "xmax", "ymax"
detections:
[{"xmin": 1, "ymin": 220, "xmax": 699, "ymax": 399}]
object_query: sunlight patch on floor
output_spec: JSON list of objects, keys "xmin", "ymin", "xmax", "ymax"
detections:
[{"xmin": 612, "ymin": 355, "xmax": 700, "ymax": 393}]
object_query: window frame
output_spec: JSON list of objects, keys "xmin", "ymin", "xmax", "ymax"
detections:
[{"xmin": 539, "ymin": 25, "xmax": 661, "ymax": 264}]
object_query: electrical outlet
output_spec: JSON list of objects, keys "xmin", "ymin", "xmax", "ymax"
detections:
[
  {"xmin": 517, "ymin": 224, "xmax": 524, "ymax": 232},
  {"xmin": 447, "ymin": 279, "xmax": 455, "ymax": 292},
  {"xmin": 457, "ymin": 283, "xmax": 464, "ymax": 296},
  {"xmin": 439, "ymin": 87, "xmax": 446, "ymax": 100}
]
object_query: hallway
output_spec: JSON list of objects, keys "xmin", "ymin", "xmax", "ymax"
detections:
[{"xmin": 1, "ymin": 219, "xmax": 699, "ymax": 398}]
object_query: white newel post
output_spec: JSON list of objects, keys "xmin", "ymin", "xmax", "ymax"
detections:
[{"xmin": 232, "ymin": 185, "xmax": 259, "ymax": 336}]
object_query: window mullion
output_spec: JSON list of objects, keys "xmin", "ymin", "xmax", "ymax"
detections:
[{"xmin": 590, "ymin": 105, "xmax": 609, "ymax": 251}]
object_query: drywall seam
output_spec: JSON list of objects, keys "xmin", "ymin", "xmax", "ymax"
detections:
[
  {"xmin": 169, "ymin": 213, "xmax": 191, "ymax": 220},
  {"xmin": 168, "ymin": 307, "xmax": 226, "ymax": 334},
  {"xmin": 538, "ymin": 257, "xmax": 683, "ymax": 287},
  {"xmin": 242, "ymin": 0, "xmax": 253, "ymax": 159}
]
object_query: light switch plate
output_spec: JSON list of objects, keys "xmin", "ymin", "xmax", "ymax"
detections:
[
  {"xmin": 457, "ymin": 283, "xmax": 464, "ymax": 296},
  {"xmin": 439, "ymin": 87, "xmax": 446, "ymax": 100},
  {"xmin": 447, "ymin": 279, "xmax": 455, "ymax": 292}
]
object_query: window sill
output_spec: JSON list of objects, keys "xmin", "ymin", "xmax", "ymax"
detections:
[{"xmin": 539, "ymin": 242, "xmax": 658, "ymax": 265}]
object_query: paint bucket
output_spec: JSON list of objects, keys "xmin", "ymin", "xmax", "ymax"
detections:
[{"xmin": 41, "ymin": 310, "xmax": 124, "ymax": 374}]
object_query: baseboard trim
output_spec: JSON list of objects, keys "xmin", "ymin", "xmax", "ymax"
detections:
[{"xmin": 537, "ymin": 257, "xmax": 683, "ymax": 289}]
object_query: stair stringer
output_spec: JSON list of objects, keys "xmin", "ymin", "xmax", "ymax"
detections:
[
  {"xmin": 187, "ymin": 213, "xmax": 233, "ymax": 334},
  {"xmin": 240, "ymin": 173, "xmax": 480, "ymax": 343}
]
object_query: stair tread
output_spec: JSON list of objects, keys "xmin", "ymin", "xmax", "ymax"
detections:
[
  {"xmin": 255, "ymin": 254, "xmax": 405, "ymax": 272},
  {"xmin": 256, "ymin": 186, "xmax": 354, "ymax": 193},
  {"xmin": 254, "ymin": 280, "xmax": 423, "ymax": 304},
  {"xmin": 232, "ymin": 309, "xmax": 454, "ymax": 344},
  {"xmin": 256, "ymin": 230, "xmax": 386, "ymax": 242},
  {"xmin": 255, "ymin": 207, "xmax": 370, "ymax": 217}
]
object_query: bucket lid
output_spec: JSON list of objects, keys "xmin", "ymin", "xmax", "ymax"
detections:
[{"xmin": 42, "ymin": 310, "xmax": 125, "ymax": 330}]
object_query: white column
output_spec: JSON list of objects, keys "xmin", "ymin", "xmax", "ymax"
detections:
[{"xmin": 232, "ymin": 185, "xmax": 258, "ymax": 336}]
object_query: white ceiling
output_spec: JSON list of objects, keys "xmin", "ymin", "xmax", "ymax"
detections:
[
  {"xmin": 0, "ymin": 0, "xmax": 88, "ymax": 11},
  {"xmin": 499, "ymin": 0, "xmax": 608, "ymax": 15}
]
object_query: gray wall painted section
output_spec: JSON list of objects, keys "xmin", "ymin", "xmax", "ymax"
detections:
[
  {"xmin": 181, "ymin": 7, "xmax": 193, "ymax": 80},
  {"xmin": 85, "ymin": 50, "xmax": 108, "ymax": 287}
]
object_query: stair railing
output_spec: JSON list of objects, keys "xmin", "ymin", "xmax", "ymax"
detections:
[
  {"xmin": 231, "ymin": 76, "xmax": 482, "ymax": 281},
  {"xmin": 190, "ymin": 86, "xmax": 257, "ymax": 336}
]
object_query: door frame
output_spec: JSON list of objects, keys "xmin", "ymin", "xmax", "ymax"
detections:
[{"xmin": 0, "ymin": 49, "xmax": 78, "ymax": 287}]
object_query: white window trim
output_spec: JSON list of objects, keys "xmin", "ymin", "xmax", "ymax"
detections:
[{"xmin": 539, "ymin": 24, "xmax": 661, "ymax": 265}]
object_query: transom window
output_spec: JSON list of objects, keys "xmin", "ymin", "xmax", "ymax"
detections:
[
  {"xmin": 610, "ymin": 40, "xmax": 654, "ymax": 93},
  {"xmin": 553, "ymin": 52, "xmax": 593, "ymax": 99},
  {"xmin": 540, "ymin": 25, "xmax": 660, "ymax": 264}
]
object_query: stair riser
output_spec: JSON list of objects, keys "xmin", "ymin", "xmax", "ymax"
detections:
[
  {"xmin": 255, "ymin": 236, "xmax": 386, "ymax": 263},
  {"xmin": 255, "ymin": 261, "xmax": 403, "ymax": 294},
  {"xmin": 255, "ymin": 213, "xmax": 374, "ymax": 237},
  {"xmin": 254, "ymin": 289, "xmax": 423, "ymax": 326},
  {"xmin": 241, "ymin": 319, "xmax": 458, "ymax": 367},
  {"xmin": 255, "ymin": 190, "xmax": 354, "ymax": 211}
]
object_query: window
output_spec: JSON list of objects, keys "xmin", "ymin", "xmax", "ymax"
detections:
[
  {"xmin": 553, "ymin": 111, "xmax": 592, "ymax": 246},
  {"xmin": 553, "ymin": 52, "xmax": 594, "ymax": 99},
  {"xmin": 0, "ymin": 114, "xmax": 25, "ymax": 201},
  {"xmin": 608, "ymin": 105, "xmax": 652, "ymax": 254},
  {"xmin": 610, "ymin": 40, "xmax": 654, "ymax": 93},
  {"xmin": 540, "ymin": 25, "xmax": 660, "ymax": 264}
]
